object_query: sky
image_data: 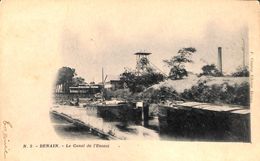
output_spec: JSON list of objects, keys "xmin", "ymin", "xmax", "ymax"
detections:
[{"xmin": 59, "ymin": 1, "xmax": 251, "ymax": 83}]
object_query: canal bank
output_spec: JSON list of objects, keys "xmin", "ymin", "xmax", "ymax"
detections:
[
  {"xmin": 50, "ymin": 100, "xmax": 250, "ymax": 141},
  {"xmin": 50, "ymin": 105, "xmax": 160, "ymax": 140},
  {"xmin": 50, "ymin": 111, "xmax": 105, "ymax": 140}
]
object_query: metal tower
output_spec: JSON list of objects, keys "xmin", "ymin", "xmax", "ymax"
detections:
[{"xmin": 134, "ymin": 52, "xmax": 152, "ymax": 76}]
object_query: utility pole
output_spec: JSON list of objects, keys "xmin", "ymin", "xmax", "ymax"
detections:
[
  {"xmin": 101, "ymin": 67, "xmax": 105, "ymax": 101},
  {"xmin": 242, "ymin": 38, "xmax": 246, "ymax": 68}
]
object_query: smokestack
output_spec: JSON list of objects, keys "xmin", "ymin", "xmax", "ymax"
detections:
[{"xmin": 218, "ymin": 47, "xmax": 222, "ymax": 74}]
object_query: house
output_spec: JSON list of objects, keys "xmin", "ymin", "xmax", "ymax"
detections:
[
  {"xmin": 104, "ymin": 75, "xmax": 124, "ymax": 91},
  {"xmin": 69, "ymin": 84, "xmax": 102, "ymax": 94}
]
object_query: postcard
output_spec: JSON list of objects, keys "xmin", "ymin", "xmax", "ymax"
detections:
[{"xmin": 1, "ymin": 0, "xmax": 260, "ymax": 161}]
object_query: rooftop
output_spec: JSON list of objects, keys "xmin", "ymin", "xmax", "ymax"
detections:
[{"xmin": 134, "ymin": 52, "xmax": 152, "ymax": 55}]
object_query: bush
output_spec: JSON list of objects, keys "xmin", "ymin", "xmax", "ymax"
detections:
[
  {"xmin": 140, "ymin": 86, "xmax": 183, "ymax": 103},
  {"xmin": 120, "ymin": 70, "xmax": 165, "ymax": 93},
  {"xmin": 232, "ymin": 66, "xmax": 249, "ymax": 77},
  {"xmin": 168, "ymin": 66, "xmax": 188, "ymax": 80},
  {"xmin": 199, "ymin": 64, "xmax": 222, "ymax": 77},
  {"xmin": 104, "ymin": 89, "xmax": 132, "ymax": 100},
  {"xmin": 138, "ymin": 80, "xmax": 249, "ymax": 107},
  {"xmin": 181, "ymin": 82, "xmax": 249, "ymax": 106}
]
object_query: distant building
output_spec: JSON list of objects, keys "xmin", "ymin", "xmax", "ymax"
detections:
[
  {"xmin": 110, "ymin": 80, "xmax": 124, "ymax": 90},
  {"xmin": 104, "ymin": 75, "xmax": 124, "ymax": 91},
  {"xmin": 69, "ymin": 84, "xmax": 102, "ymax": 94},
  {"xmin": 55, "ymin": 84, "xmax": 64, "ymax": 93}
]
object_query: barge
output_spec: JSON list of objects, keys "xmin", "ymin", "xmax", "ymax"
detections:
[
  {"xmin": 158, "ymin": 101, "xmax": 250, "ymax": 141},
  {"xmin": 96, "ymin": 100, "xmax": 142, "ymax": 123}
]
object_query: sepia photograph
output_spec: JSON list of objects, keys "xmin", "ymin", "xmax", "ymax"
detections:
[
  {"xmin": 1, "ymin": 1, "xmax": 260, "ymax": 161},
  {"xmin": 50, "ymin": 1, "xmax": 250, "ymax": 141}
]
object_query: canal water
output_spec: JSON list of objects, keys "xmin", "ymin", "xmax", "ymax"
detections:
[
  {"xmin": 50, "ymin": 103, "xmax": 250, "ymax": 141},
  {"xmin": 50, "ymin": 104, "xmax": 161, "ymax": 140},
  {"xmin": 50, "ymin": 111, "xmax": 105, "ymax": 140}
]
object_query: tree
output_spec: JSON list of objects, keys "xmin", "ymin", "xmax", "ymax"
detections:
[
  {"xmin": 120, "ymin": 70, "xmax": 137, "ymax": 92},
  {"xmin": 72, "ymin": 77, "xmax": 86, "ymax": 86},
  {"xmin": 56, "ymin": 67, "xmax": 76, "ymax": 84},
  {"xmin": 56, "ymin": 67, "xmax": 76, "ymax": 93},
  {"xmin": 120, "ymin": 69, "xmax": 165, "ymax": 93},
  {"xmin": 200, "ymin": 64, "xmax": 222, "ymax": 77},
  {"xmin": 164, "ymin": 47, "xmax": 196, "ymax": 80}
]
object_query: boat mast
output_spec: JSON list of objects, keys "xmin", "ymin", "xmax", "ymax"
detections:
[
  {"xmin": 102, "ymin": 67, "xmax": 104, "ymax": 85},
  {"xmin": 101, "ymin": 67, "xmax": 105, "ymax": 101}
]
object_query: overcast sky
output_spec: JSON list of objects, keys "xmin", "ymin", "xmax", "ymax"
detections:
[{"xmin": 59, "ymin": 1, "xmax": 250, "ymax": 83}]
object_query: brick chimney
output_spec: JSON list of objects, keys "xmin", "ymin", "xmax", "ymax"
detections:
[{"xmin": 218, "ymin": 47, "xmax": 223, "ymax": 74}]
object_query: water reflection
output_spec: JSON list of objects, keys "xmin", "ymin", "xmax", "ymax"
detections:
[
  {"xmin": 51, "ymin": 105, "xmax": 160, "ymax": 140},
  {"xmin": 51, "ymin": 103, "xmax": 250, "ymax": 142},
  {"xmin": 50, "ymin": 112, "xmax": 105, "ymax": 140}
]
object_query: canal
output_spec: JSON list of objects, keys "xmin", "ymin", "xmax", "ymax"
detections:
[
  {"xmin": 50, "ymin": 110, "xmax": 105, "ymax": 140},
  {"xmin": 50, "ymin": 102, "xmax": 250, "ymax": 141},
  {"xmin": 50, "ymin": 104, "xmax": 160, "ymax": 140}
]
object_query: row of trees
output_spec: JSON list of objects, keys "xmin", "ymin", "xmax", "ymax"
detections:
[{"xmin": 140, "ymin": 82, "xmax": 249, "ymax": 106}]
